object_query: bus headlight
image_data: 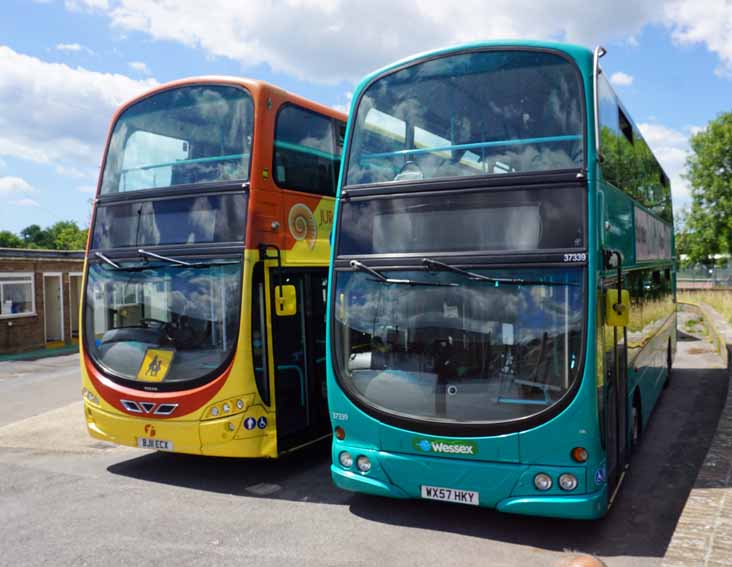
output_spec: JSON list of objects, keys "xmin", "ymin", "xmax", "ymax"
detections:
[
  {"xmin": 356, "ymin": 455, "xmax": 371, "ymax": 473},
  {"xmin": 338, "ymin": 451, "xmax": 353, "ymax": 468},
  {"xmin": 534, "ymin": 473, "xmax": 553, "ymax": 491},
  {"xmin": 559, "ymin": 473, "xmax": 578, "ymax": 491}
]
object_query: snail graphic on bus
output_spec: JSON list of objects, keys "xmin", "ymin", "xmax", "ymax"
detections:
[{"xmin": 288, "ymin": 203, "xmax": 317, "ymax": 249}]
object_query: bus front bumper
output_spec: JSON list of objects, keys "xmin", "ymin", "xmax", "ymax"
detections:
[
  {"xmin": 331, "ymin": 445, "xmax": 609, "ymax": 520},
  {"xmin": 84, "ymin": 401, "xmax": 278, "ymax": 458},
  {"xmin": 495, "ymin": 487, "xmax": 608, "ymax": 519}
]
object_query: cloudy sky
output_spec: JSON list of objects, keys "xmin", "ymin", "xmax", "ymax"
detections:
[{"xmin": 1, "ymin": 0, "xmax": 731, "ymax": 232}]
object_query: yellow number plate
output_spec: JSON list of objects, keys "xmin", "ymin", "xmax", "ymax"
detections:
[{"xmin": 137, "ymin": 349, "xmax": 175, "ymax": 382}]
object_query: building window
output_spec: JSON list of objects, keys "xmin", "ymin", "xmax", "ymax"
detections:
[{"xmin": 0, "ymin": 273, "xmax": 35, "ymax": 318}]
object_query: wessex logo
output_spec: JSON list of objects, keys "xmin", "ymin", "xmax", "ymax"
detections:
[{"xmin": 413, "ymin": 438, "xmax": 478, "ymax": 456}]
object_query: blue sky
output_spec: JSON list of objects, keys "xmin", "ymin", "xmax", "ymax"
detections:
[{"xmin": 1, "ymin": 0, "xmax": 731, "ymax": 234}]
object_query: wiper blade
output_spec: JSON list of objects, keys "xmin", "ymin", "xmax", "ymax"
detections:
[
  {"xmin": 138, "ymin": 248, "xmax": 191, "ymax": 266},
  {"xmin": 349, "ymin": 260, "xmax": 457, "ymax": 287},
  {"xmin": 422, "ymin": 258, "xmax": 571, "ymax": 286},
  {"xmin": 95, "ymin": 252, "xmax": 121, "ymax": 270}
]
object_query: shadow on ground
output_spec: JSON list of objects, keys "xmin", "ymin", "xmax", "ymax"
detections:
[{"xmin": 108, "ymin": 331, "xmax": 728, "ymax": 560}]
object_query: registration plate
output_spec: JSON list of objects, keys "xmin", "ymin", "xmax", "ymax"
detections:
[
  {"xmin": 137, "ymin": 437, "xmax": 173, "ymax": 451},
  {"xmin": 421, "ymin": 485, "xmax": 479, "ymax": 506}
]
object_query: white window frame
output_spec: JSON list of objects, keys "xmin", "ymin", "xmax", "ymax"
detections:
[
  {"xmin": 68, "ymin": 272, "xmax": 83, "ymax": 338},
  {"xmin": 43, "ymin": 272, "xmax": 65, "ymax": 343},
  {"xmin": 0, "ymin": 272, "xmax": 36, "ymax": 319}
]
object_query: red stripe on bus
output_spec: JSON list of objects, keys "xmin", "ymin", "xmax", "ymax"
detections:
[{"xmin": 83, "ymin": 352, "xmax": 232, "ymax": 419}]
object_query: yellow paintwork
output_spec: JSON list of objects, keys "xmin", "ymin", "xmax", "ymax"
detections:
[
  {"xmin": 274, "ymin": 284, "xmax": 297, "ymax": 316},
  {"xmin": 80, "ymin": 249, "xmax": 286, "ymax": 458},
  {"xmin": 136, "ymin": 348, "xmax": 175, "ymax": 382},
  {"xmin": 605, "ymin": 289, "xmax": 630, "ymax": 327},
  {"xmin": 282, "ymin": 198, "xmax": 334, "ymax": 265}
]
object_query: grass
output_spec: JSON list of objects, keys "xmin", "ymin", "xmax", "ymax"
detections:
[{"xmin": 678, "ymin": 290, "xmax": 732, "ymax": 322}]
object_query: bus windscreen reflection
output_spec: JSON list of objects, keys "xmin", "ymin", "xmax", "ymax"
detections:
[{"xmin": 334, "ymin": 267, "xmax": 583, "ymax": 423}]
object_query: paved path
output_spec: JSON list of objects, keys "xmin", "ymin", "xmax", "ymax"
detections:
[
  {"xmin": 663, "ymin": 304, "xmax": 732, "ymax": 567},
  {"xmin": 0, "ymin": 353, "xmax": 81, "ymax": 426},
  {"xmin": 0, "ymin": 332, "xmax": 726, "ymax": 567}
]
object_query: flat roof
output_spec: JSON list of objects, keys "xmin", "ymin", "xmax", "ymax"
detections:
[{"xmin": 0, "ymin": 248, "xmax": 84, "ymax": 260}]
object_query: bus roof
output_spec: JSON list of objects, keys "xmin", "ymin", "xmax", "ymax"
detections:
[
  {"xmin": 347, "ymin": 40, "xmax": 594, "ymax": 115},
  {"xmin": 110, "ymin": 75, "xmax": 346, "ymax": 126}
]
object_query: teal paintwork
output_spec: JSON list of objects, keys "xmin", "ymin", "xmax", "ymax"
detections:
[{"xmin": 325, "ymin": 40, "xmax": 675, "ymax": 520}]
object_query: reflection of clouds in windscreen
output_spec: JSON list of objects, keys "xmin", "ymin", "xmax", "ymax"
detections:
[
  {"xmin": 299, "ymin": 134, "xmax": 334, "ymax": 153},
  {"xmin": 490, "ymin": 145, "xmax": 578, "ymax": 172},
  {"xmin": 186, "ymin": 197, "xmax": 216, "ymax": 243},
  {"xmin": 340, "ymin": 277, "xmax": 529, "ymax": 336}
]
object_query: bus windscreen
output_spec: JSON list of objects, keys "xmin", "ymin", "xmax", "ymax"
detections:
[
  {"xmin": 100, "ymin": 85, "xmax": 254, "ymax": 194},
  {"xmin": 346, "ymin": 50, "xmax": 584, "ymax": 186}
]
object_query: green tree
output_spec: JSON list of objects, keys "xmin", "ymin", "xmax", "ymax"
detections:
[
  {"xmin": 20, "ymin": 224, "xmax": 54, "ymax": 249},
  {"xmin": 51, "ymin": 222, "xmax": 88, "ymax": 250},
  {"xmin": 18, "ymin": 221, "xmax": 87, "ymax": 250},
  {"xmin": 0, "ymin": 230, "xmax": 23, "ymax": 248},
  {"xmin": 683, "ymin": 112, "xmax": 732, "ymax": 265}
]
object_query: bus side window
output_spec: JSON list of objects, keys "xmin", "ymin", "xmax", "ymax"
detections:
[{"xmin": 273, "ymin": 105, "xmax": 340, "ymax": 197}]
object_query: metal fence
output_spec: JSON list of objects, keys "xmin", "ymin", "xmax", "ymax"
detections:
[{"xmin": 678, "ymin": 267, "xmax": 732, "ymax": 290}]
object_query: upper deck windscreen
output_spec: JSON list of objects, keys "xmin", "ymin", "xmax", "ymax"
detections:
[
  {"xmin": 100, "ymin": 85, "xmax": 253, "ymax": 194},
  {"xmin": 346, "ymin": 50, "xmax": 584, "ymax": 186}
]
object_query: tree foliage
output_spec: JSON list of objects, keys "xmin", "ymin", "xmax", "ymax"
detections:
[
  {"xmin": 0, "ymin": 230, "xmax": 23, "ymax": 248},
  {"xmin": 1, "ymin": 221, "xmax": 88, "ymax": 251},
  {"xmin": 683, "ymin": 112, "xmax": 732, "ymax": 266}
]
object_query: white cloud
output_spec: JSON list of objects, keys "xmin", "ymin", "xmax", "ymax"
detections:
[
  {"xmin": 0, "ymin": 177, "xmax": 38, "ymax": 209},
  {"xmin": 77, "ymin": 185, "xmax": 97, "ymax": 194},
  {"xmin": 0, "ymin": 45, "xmax": 157, "ymax": 171},
  {"xmin": 67, "ymin": 0, "xmax": 666, "ymax": 84},
  {"xmin": 665, "ymin": 0, "xmax": 732, "ymax": 78},
  {"xmin": 610, "ymin": 71, "xmax": 634, "ymax": 86},
  {"xmin": 0, "ymin": 176, "xmax": 35, "ymax": 197},
  {"xmin": 332, "ymin": 90, "xmax": 353, "ymax": 113},
  {"xmin": 65, "ymin": 0, "xmax": 109, "ymax": 10},
  {"xmin": 128, "ymin": 61, "xmax": 151, "ymax": 74},
  {"xmin": 55, "ymin": 164, "xmax": 97, "ymax": 179},
  {"xmin": 11, "ymin": 198, "xmax": 41, "ymax": 207},
  {"xmin": 63, "ymin": 1, "xmax": 732, "ymax": 85},
  {"xmin": 55, "ymin": 43, "xmax": 94, "ymax": 55},
  {"xmin": 638, "ymin": 122, "xmax": 698, "ymax": 208}
]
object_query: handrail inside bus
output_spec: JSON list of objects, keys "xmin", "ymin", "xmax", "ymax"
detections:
[
  {"xmin": 274, "ymin": 140, "xmax": 340, "ymax": 161},
  {"xmin": 120, "ymin": 152, "xmax": 250, "ymax": 174},
  {"xmin": 359, "ymin": 135, "xmax": 582, "ymax": 161}
]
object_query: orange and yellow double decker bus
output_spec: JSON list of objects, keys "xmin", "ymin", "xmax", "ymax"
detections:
[{"xmin": 80, "ymin": 78, "xmax": 346, "ymax": 457}]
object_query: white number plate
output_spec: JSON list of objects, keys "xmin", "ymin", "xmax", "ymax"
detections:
[
  {"xmin": 421, "ymin": 485, "xmax": 479, "ymax": 506},
  {"xmin": 137, "ymin": 437, "xmax": 173, "ymax": 451}
]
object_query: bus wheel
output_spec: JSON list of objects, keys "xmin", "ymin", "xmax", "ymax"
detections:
[
  {"xmin": 631, "ymin": 397, "xmax": 642, "ymax": 452},
  {"xmin": 664, "ymin": 339, "xmax": 672, "ymax": 389}
]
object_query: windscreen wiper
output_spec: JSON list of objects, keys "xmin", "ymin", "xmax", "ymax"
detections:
[
  {"xmin": 138, "ymin": 248, "xmax": 191, "ymax": 266},
  {"xmin": 95, "ymin": 251, "xmax": 121, "ymax": 270},
  {"xmin": 350, "ymin": 260, "xmax": 457, "ymax": 287},
  {"xmin": 422, "ymin": 258, "xmax": 572, "ymax": 286}
]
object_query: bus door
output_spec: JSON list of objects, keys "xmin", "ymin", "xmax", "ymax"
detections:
[
  {"xmin": 268, "ymin": 269, "xmax": 330, "ymax": 445},
  {"xmin": 603, "ymin": 277, "xmax": 629, "ymax": 497}
]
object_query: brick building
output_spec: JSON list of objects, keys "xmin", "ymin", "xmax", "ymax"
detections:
[{"xmin": 0, "ymin": 248, "xmax": 85, "ymax": 354}]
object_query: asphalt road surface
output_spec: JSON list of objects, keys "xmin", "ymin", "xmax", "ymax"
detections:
[{"xmin": 0, "ymin": 321, "xmax": 726, "ymax": 567}]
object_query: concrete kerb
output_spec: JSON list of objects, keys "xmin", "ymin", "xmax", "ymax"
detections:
[
  {"xmin": 663, "ymin": 303, "xmax": 732, "ymax": 567},
  {"xmin": 0, "ymin": 344, "xmax": 79, "ymax": 362}
]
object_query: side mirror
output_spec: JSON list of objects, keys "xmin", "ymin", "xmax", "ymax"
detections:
[
  {"xmin": 275, "ymin": 284, "xmax": 297, "ymax": 316},
  {"xmin": 605, "ymin": 288, "xmax": 630, "ymax": 327}
]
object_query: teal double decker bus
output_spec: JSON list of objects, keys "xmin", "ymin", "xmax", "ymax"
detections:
[{"xmin": 326, "ymin": 42, "xmax": 675, "ymax": 519}]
